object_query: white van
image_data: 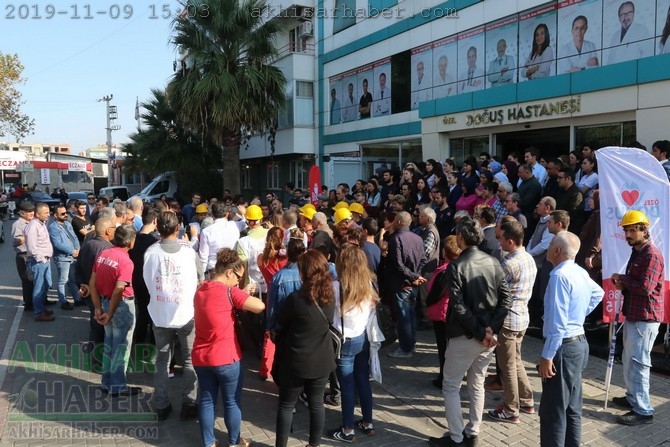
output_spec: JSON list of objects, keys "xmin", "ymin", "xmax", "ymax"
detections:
[{"xmin": 130, "ymin": 172, "xmax": 178, "ymax": 203}]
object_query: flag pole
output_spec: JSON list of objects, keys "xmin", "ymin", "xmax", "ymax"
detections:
[
  {"xmin": 603, "ymin": 291, "xmax": 622, "ymax": 409},
  {"xmin": 135, "ymin": 96, "xmax": 141, "ymax": 132}
]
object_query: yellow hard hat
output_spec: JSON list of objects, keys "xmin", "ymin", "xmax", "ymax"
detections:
[
  {"xmin": 621, "ymin": 210, "xmax": 649, "ymax": 227},
  {"xmin": 300, "ymin": 207, "xmax": 317, "ymax": 220},
  {"xmin": 244, "ymin": 204, "xmax": 263, "ymax": 221},
  {"xmin": 332, "ymin": 201, "xmax": 349, "ymax": 211},
  {"xmin": 195, "ymin": 204, "xmax": 209, "ymax": 214},
  {"xmin": 300, "ymin": 203, "xmax": 316, "ymax": 214},
  {"xmin": 349, "ymin": 203, "xmax": 365, "ymax": 215},
  {"xmin": 334, "ymin": 207, "xmax": 353, "ymax": 225}
]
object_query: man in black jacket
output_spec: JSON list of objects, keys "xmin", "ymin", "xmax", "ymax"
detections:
[{"xmin": 429, "ymin": 217, "xmax": 512, "ymax": 447}]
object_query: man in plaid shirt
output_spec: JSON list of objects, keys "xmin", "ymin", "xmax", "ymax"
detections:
[
  {"xmin": 486, "ymin": 219, "xmax": 538, "ymax": 424},
  {"xmin": 611, "ymin": 210, "xmax": 665, "ymax": 426}
]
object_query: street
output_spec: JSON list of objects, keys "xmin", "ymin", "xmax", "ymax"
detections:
[{"xmin": 0, "ymin": 220, "xmax": 669, "ymax": 446}]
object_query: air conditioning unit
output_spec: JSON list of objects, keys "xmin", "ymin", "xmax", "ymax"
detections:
[{"xmin": 299, "ymin": 21, "xmax": 313, "ymax": 37}]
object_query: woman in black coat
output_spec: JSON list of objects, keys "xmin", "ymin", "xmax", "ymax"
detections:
[{"xmin": 273, "ymin": 249, "xmax": 336, "ymax": 447}]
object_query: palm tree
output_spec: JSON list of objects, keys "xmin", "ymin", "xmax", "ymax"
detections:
[
  {"xmin": 167, "ymin": 0, "xmax": 287, "ymax": 195},
  {"xmin": 122, "ymin": 88, "xmax": 223, "ymax": 200}
]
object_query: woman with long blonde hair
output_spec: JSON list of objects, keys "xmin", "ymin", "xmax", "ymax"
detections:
[{"xmin": 327, "ymin": 245, "xmax": 377, "ymax": 442}]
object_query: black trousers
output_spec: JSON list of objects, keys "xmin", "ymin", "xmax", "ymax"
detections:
[{"xmin": 15, "ymin": 253, "xmax": 34, "ymax": 307}]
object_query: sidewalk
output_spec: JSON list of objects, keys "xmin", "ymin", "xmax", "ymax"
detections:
[{"xmin": 2, "ymin": 296, "xmax": 670, "ymax": 446}]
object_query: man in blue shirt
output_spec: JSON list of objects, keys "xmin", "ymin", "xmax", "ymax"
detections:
[{"xmin": 538, "ymin": 231, "xmax": 603, "ymax": 446}]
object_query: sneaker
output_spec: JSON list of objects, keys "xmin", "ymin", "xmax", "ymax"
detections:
[
  {"xmin": 355, "ymin": 419, "xmax": 376, "ymax": 436},
  {"xmin": 168, "ymin": 368, "xmax": 175, "ymax": 378},
  {"xmin": 387, "ymin": 347, "xmax": 413, "ymax": 359},
  {"xmin": 520, "ymin": 405, "xmax": 535, "ymax": 414},
  {"xmin": 612, "ymin": 396, "xmax": 633, "ymax": 409},
  {"xmin": 617, "ymin": 410, "xmax": 653, "ymax": 426},
  {"xmin": 328, "ymin": 428, "xmax": 355, "ymax": 443},
  {"xmin": 487, "ymin": 406, "xmax": 520, "ymax": 424},
  {"xmin": 155, "ymin": 403, "xmax": 172, "ymax": 421},
  {"xmin": 323, "ymin": 392, "xmax": 339, "ymax": 406},
  {"xmin": 298, "ymin": 392, "xmax": 309, "ymax": 407},
  {"xmin": 60, "ymin": 302, "xmax": 74, "ymax": 310}
]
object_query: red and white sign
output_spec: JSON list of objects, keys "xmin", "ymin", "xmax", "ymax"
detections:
[
  {"xmin": 598, "ymin": 147, "xmax": 670, "ymax": 323},
  {"xmin": 68, "ymin": 162, "xmax": 87, "ymax": 172},
  {"xmin": 40, "ymin": 168, "xmax": 51, "ymax": 185}
]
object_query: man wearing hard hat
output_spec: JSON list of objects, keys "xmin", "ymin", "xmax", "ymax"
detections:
[{"xmin": 611, "ymin": 210, "xmax": 665, "ymax": 426}]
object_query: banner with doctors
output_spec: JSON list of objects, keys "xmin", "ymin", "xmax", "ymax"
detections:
[{"xmin": 598, "ymin": 147, "xmax": 670, "ymax": 323}]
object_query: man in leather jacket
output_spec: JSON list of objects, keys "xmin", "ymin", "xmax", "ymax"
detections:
[{"xmin": 429, "ymin": 217, "xmax": 512, "ymax": 447}]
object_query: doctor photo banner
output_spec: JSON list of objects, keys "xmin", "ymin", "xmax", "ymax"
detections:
[{"xmin": 598, "ymin": 146, "xmax": 670, "ymax": 324}]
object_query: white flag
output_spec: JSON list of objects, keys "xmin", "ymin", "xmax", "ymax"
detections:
[{"xmin": 598, "ymin": 147, "xmax": 670, "ymax": 323}]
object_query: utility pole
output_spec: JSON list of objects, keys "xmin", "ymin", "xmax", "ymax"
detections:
[{"xmin": 98, "ymin": 94, "xmax": 120, "ymax": 186}]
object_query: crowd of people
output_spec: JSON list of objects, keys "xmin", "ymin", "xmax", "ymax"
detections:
[{"xmin": 9, "ymin": 138, "xmax": 669, "ymax": 447}]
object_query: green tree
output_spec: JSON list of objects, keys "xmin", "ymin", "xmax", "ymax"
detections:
[
  {"xmin": 0, "ymin": 52, "xmax": 35, "ymax": 141},
  {"xmin": 122, "ymin": 88, "xmax": 223, "ymax": 201},
  {"xmin": 167, "ymin": 0, "xmax": 287, "ymax": 195}
]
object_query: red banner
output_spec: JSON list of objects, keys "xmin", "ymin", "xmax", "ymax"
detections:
[{"xmin": 308, "ymin": 165, "xmax": 321, "ymax": 206}]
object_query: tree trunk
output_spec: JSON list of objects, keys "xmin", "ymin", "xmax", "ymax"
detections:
[{"xmin": 221, "ymin": 143, "xmax": 241, "ymax": 196}]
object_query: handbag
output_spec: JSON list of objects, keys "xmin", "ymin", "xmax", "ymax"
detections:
[
  {"xmin": 426, "ymin": 291, "xmax": 450, "ymax": 322},
  {"xmin": 315, "ymin": 303, "xmax": 344, "ymax": 360},
  {"xmin": 228, "ymin": 288, "xmax": 246, "ymax": 351}
]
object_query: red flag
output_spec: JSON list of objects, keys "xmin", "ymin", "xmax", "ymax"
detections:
[{"xmin": 308, "ymin": 165, "xmax": 321, "ymax": 205}]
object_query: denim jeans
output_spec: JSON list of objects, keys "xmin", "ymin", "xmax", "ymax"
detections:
[
  {"xmin": 28, "ymin": 259, "xmax": 51, "ymax": 318},
  {"xmin": 101, "ymin": 299, "xmax": 136, "ymax": 394},
  {"xmin": 153, "ymin": 320, "xmax": 198, "ymax": 410},
  {"xmin": 394, "ymin": 287, "xmax": 418, "ymax": 353},
  {"xmin": 539, "ymin": 336, "xmax": 588, "ymax": 447},
  {"xmin": 195, "ymin": 361, "xmax": 243, "ymax": 447},
  {"xmin": 336, "ymin": 331, "xmax": 373, "ymax": 429},
  {"xmin": 276, "ymin": 375, "xmax": 329, "ymax": 447},
  {"xmin": 54, "ymin": 259, "xmax": 82, "ymax": 304},
  {"xmin": 623, "ymin": 320, "xmax": 660, "ymax": 416}
]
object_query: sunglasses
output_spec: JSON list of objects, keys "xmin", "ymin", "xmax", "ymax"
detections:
[{"xmin": 232, "ymin": 270, "xmax": 243, "ymax": 282}]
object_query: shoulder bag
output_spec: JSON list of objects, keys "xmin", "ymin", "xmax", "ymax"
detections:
[
  {"xmin": 228, "ymin": 288, "xmax": 246, "ymax": 351},
  {"xmin": 315, "ymin": 303, "xmax": 344, "ymax": 360}
]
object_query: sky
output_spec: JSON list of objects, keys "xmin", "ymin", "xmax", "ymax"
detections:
[{"xmin": 0, "ymin": 1, "xmax": 183, "ymax": 155}]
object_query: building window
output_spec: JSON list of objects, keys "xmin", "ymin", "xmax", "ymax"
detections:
[
  {"xmin": 449, "ymin": 136, "xmax": 490, "ymax": 166},
  {"xmin": 278, "ymin": 83, "xmax": 294, "ymax": 129},
  {"xmin": 267, "ymin": 161, "xmax": 280, "ymax": 189},
  {"xmin": 295, "ymin": 81, "xmax": 314, "ymax": 126},
  {"xmin": 575, "ymin": 121, "xmax": 636, "ymax": 149},
  {"xmin": 333, "ymin": 0, "xmax": 356, "ymax": 34},
  {"xmin": 241, "ymin": 165, "xmax": 252, "ymax": 189},
  {"xmin": 290, "ymin": 160, "xmax": 308, "ymax": 190}
]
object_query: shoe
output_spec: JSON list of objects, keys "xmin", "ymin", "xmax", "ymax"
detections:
[
  {"xmin": 298, "ymin": 391, "xmax": 309, "ymax": 407},
  {"xmin": 328, "ymin": 428, "xmax": 355, "ymax": 443},
  {"xmin": 44, "ymin": 300, "xmax": 58, "ymax": 306},
  {"xmin": 60, "ymin": 302, "xmax": 74, "ymax": 310},
  {"xmin": 463, "ymin": 433, "xmax": 479, "ymax": 447},
  {"xmin": 387, "ymin": 347, "xmax": 413, "ymax": 359},
  {"xmin": 484, "ymin": 381, "xmax": 503, "ymax": 392},
  {"xmin": 355, "ymin": 419, "xmax": 376, "ymax": 436},
  {"xmin": 110, "ymin": 386, "xmax": 143, "ymax": 397},
  {"xmin": 229, "ymin": 438, "xmax": 251, "ymax": 447},
  {"xmin": 155, "ymin": 403, "xmax": 172, "ymax": 421},
  {"xmin": 43, "ymin": 309, "xmax": 54, "ymax": 315},
  {"xmin": 428, "ymin": 435, "xmax": 464, "ymax": 447},
  {"xmin": 520, "ymin": 405, "xmax": 535, "ymax": 414},
  {"xmin": 168, "ymin": 368, "xmax": 175, "ymax": 378},
  {"xmin": 74, "ymin": 300, "xmax": 88, "ymax": 307},
  {"xmin": 98, "ymin": 386, "xmax": 109, "ymax": 396},
  {"xmin": 35, "ymin": 313, "xmax": 55, "ymax": 322},
  {"xmin": 487, "ymin": 406, "xmax": 520, "ymax": 424},
  {"xmin": 180, "ymin": 402, "xmax": 198, "ymax": 421},
  {"xmin": 612, "ymin": 396, "xmax": 633, "ymax": 409},
  {"xmin": 432, "ymin": 378, "xmax": 443, "ymax": 389},
  {"xmin": 323, "ymin": 392, "xmax": 339, "ymax": 406},
  {"xmin": 616, "ymin": 410, "xmax": 653, "ymax": 426}
]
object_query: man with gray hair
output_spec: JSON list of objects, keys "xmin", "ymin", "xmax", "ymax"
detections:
[
  {"xmin": 129, "ymin": 197, "xmax": 144, "ymax": 231},
  {"xmin": 310, "ymin": 212, "xmax": 335, "ymax": 261},
  {"xmin": 113, "ymin": 202, "xmax": 127, "ymax": 227},
  {"xmin": 429, "ymin": 217, "xmax": 511, "ymax": 447},
  {"xmin": 387, "ymin": 211, "xmax": 427, "ymax": 359},
  {"xmin": 417, "ymin": 206, "xmax": 440, "ymax": 328},
  {"xmin": 493, "ymin": 182, "xmax": 513, "ymax": 223},
  {"xmin": 538, "ymin": 231, "xmax": 603, "ymax": 446}
]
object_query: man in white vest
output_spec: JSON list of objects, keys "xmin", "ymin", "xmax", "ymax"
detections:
[{"xmin": 143, "ymin": 211, "xmax": 204, "ymax": 421}]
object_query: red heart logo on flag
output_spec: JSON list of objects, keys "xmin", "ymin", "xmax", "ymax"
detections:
[{"xmin": 621, "ymin": 190, "xmax": 639, "ymax": 207}]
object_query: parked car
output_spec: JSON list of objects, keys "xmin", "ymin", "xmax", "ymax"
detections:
[
  {"xmin": 23, "ymin": 192, "xmax": 62, "ymax": 207},
  {"xmin": 66, "ymin": 191, "xmax": 90, "ymax": 202}
]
